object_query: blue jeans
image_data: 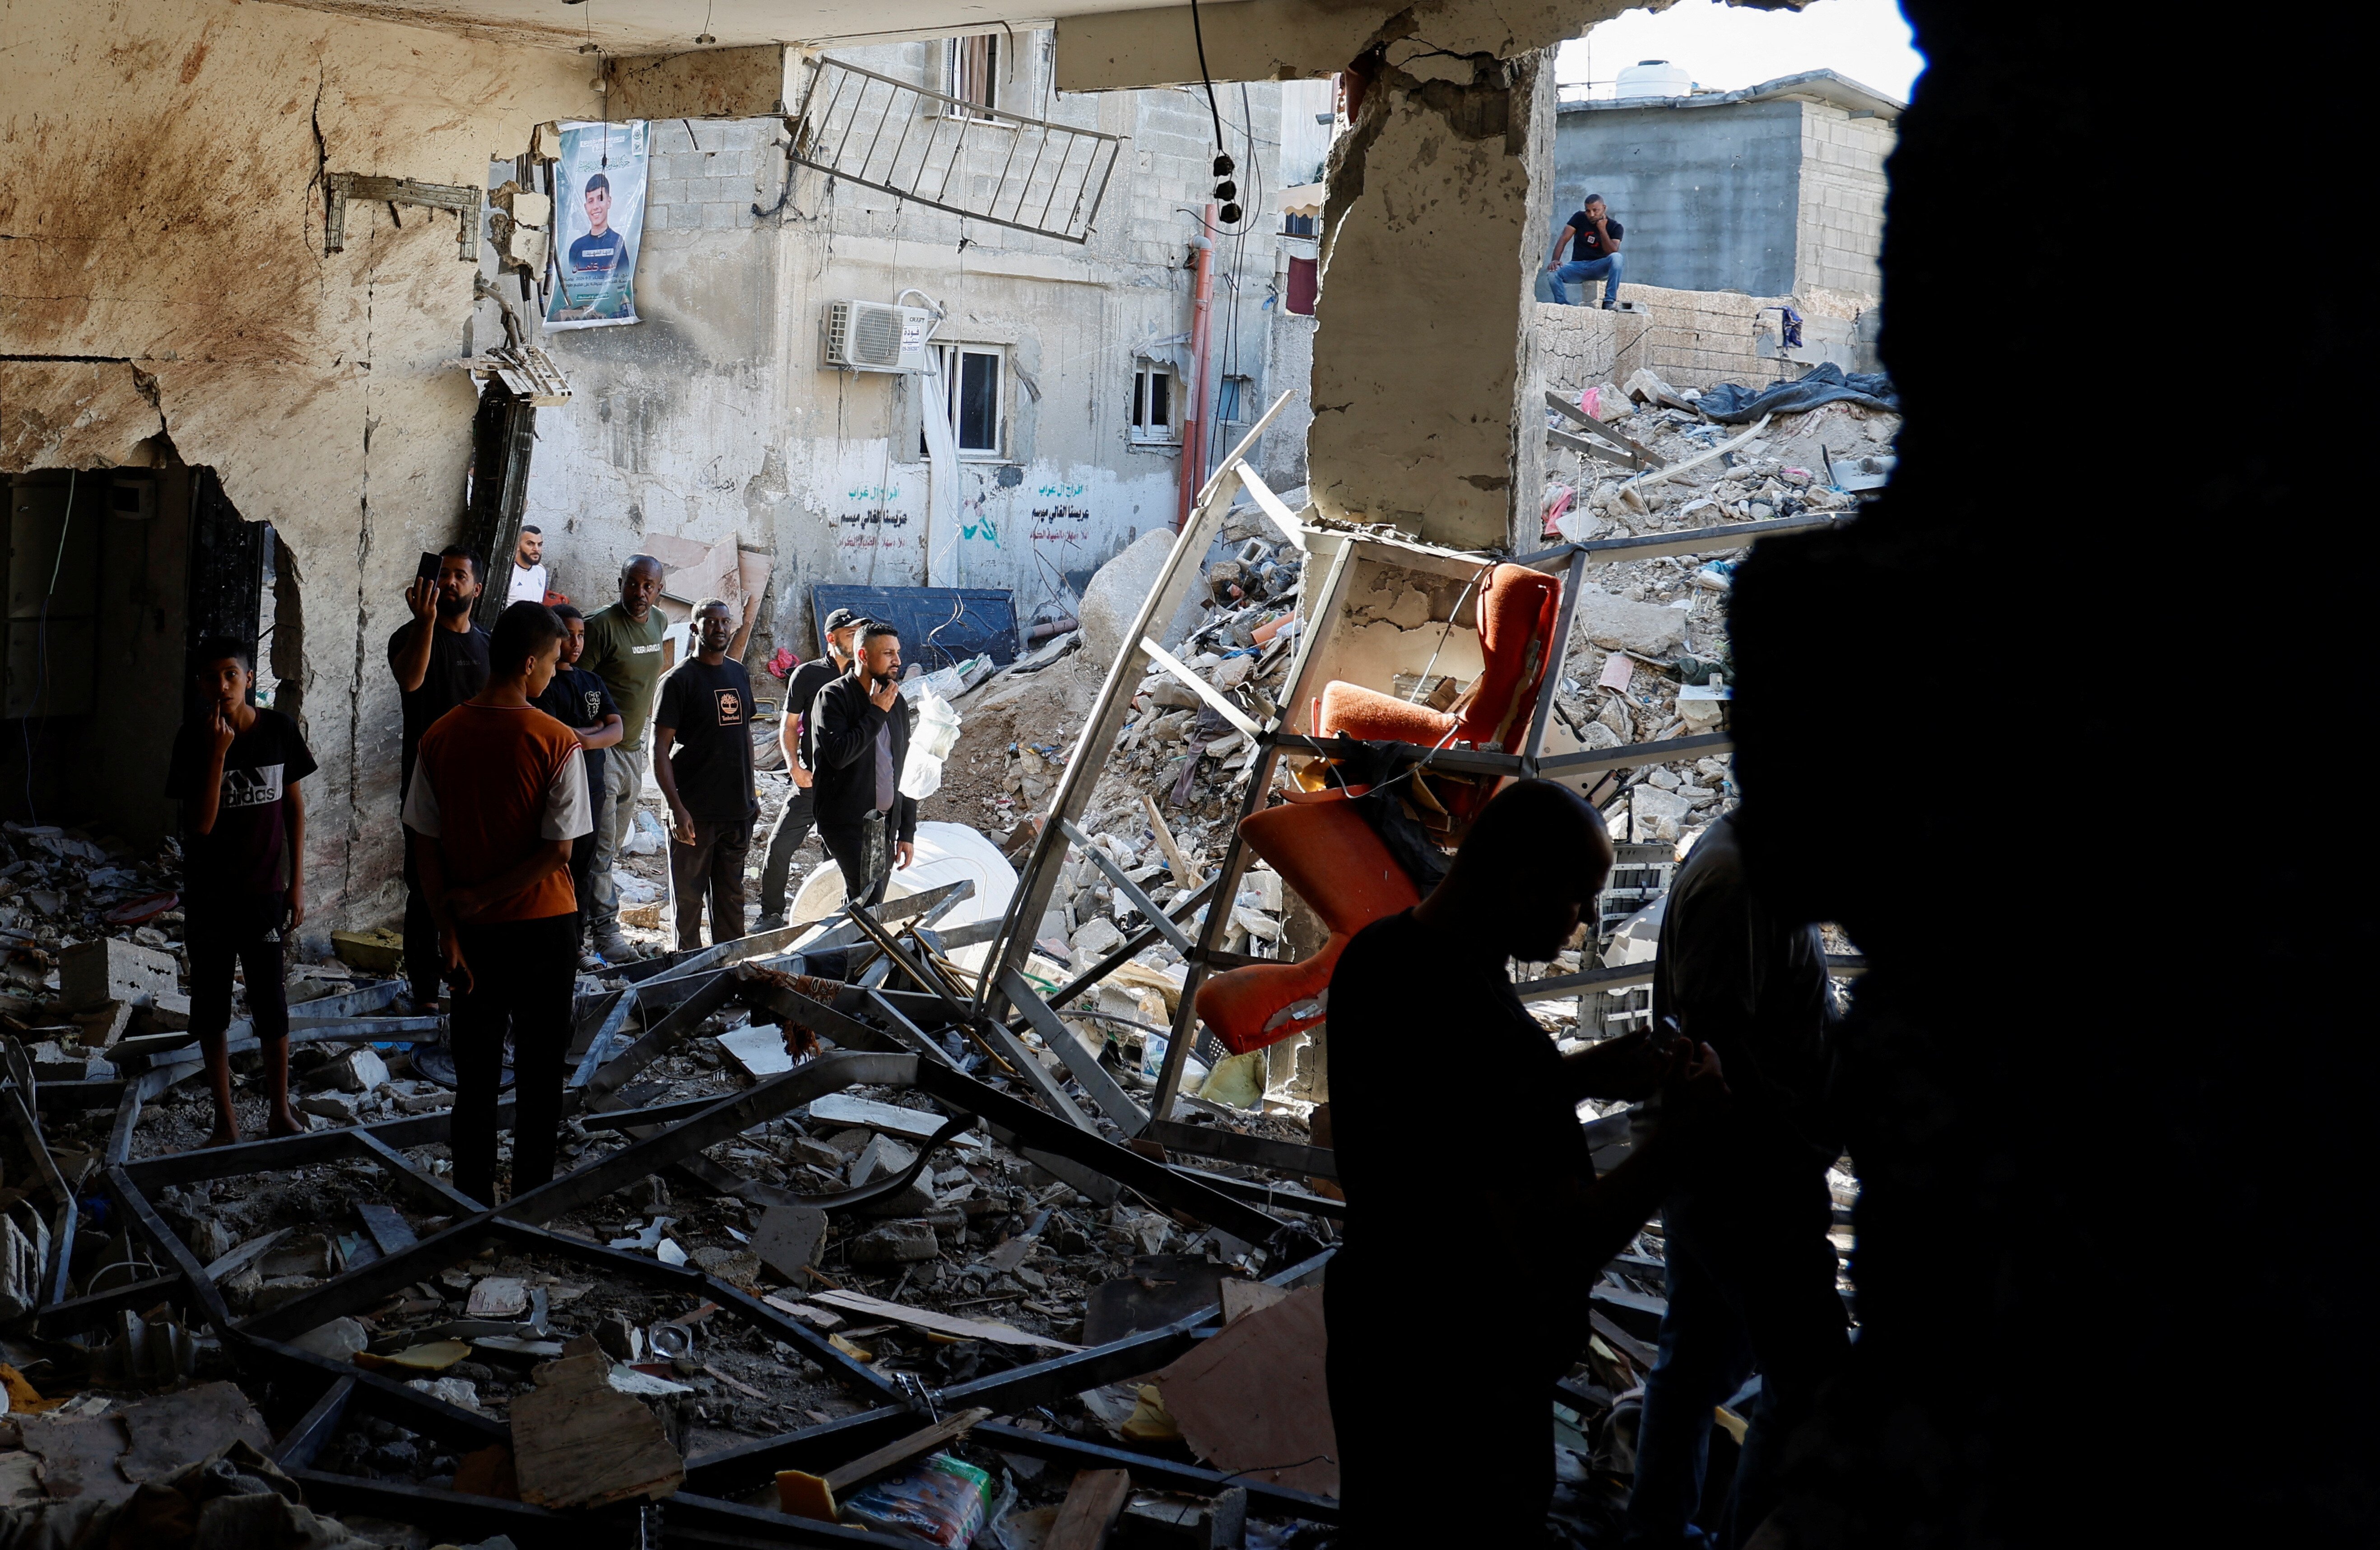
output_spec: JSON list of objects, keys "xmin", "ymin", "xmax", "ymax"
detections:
[
  {"xmin": 1621, "ymin": 1167, "xmax": 1850, "ymax": 1549},
  {"xmin": 1557, "ymin": 252, "xmax": 1624, "ymax": 306}
]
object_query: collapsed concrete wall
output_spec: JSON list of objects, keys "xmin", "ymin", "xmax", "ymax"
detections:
[
  {"xmin": 1528, "ymin": 283, "xmax": 1882, "ymax": 399},
  {"xmin": 1, "ymin": 0, "xmax": 590, "ymax": 940}
]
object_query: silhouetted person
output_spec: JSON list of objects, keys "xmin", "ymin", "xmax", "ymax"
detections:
[
  {"xmin": 404, "ymin": 601, "xmax": 592, "ymax": 1206},
  {"xmin": 1326, "ymin": 779, "xmax": 1723, "ymax": 1544},
  {"xmin": 653, "ymin": 596, "xmax": 759, "ymax": 949},
  {"xmin": 808, "ymin": 620, "xmax": 917, "ymax": 909},
  {"xmin": 165, "ymin": 638, "xmax": 313, "ymax": 1146},
  {"xmin": 1622, "ymin": 813, "xmax": 1848, "ymax": 1550},
  {"xmin": 387, "ymin": 545, "xmax": 489, "ymax": 1008}
]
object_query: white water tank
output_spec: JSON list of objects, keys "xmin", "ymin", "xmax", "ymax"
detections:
[{"xmin": 1615, "ymin": 59, "xmax": 1692, "ymax": 100}]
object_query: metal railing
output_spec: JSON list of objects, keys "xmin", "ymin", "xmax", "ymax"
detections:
[{"xmin": 790, "ymin": 54, "xmax": 1124, "ymax": 245}]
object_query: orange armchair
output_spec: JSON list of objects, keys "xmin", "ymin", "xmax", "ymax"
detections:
[
  {"xmin": 1194, "ymin": 790, "xmax": 1421, "ymax": 1056},
  {"xmin": 1316, "ymin": 562, "xmax": 1562, "ymax": 756}
]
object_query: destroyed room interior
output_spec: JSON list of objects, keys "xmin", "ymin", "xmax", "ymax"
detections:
[{"xmin": 0, "ymin": 0, "xmax": 2362, "ymax": 1547}]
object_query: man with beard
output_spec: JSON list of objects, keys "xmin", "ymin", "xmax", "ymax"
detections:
[{"xmin": 387, "ymin": 545, "xmax": 490, "ymax": 1010}]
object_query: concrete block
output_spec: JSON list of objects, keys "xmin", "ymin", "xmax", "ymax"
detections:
[
  {"xmin": 848, "ymin": 1133, "xmax": 917, "ymax": 1188},
  {"xmin": 848, "ymin": 1220, "xmax": 939, "ymax": 1266},
  {"xmin": 131, "ymin": 992, "xmax": 191, "ymax": 1035},
  {"xmin": 60, "ymin": 937, "xmax": 177, "ymax": 1012},
  {"xmin": 752, "ymin": 1202, "xmax": 828, "ymax": 1281},
  {"xmin": 73, "ymin": 1000, "xmax": 135, "ymax": 1049}
]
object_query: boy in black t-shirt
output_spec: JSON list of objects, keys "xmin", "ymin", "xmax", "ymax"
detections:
[
  {"xmin": 531, "ymin": 604, "xmax": 624, "ymax": 952},
  {"xmin": 163, "ymin": 638, "xmax": 317, "ymax": 1146},
  {"xmin": 653, "ymin": 596, "xmax": 758, "ymax": 949}
]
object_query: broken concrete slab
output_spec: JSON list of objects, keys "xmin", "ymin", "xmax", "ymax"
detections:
[
  {"xmin": 752, "ymin": 1201, "xmax": 828, "ymax": 1281},
  {"xmin": 848, "ymin": 1220, "xmax": 939, "ymax": 1266},
  {"xmin": 303, "ymin": 1047, "xmax": 389, "ymax": 1094},
  {"xmin": 1573, "ymin": 585, "xmax": 1691, "ymax": 654},
  {"xmin": 58, "ymin": 938, "xmax": 176, "ymax": 1013}
]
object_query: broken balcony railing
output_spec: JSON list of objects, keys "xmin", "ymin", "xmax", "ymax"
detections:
[{"xmin": 788, "ymin": 55, "xmax": 1123, "ymax": 245}]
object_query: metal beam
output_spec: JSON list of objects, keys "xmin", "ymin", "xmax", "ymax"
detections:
[
  {"xmin": 1509, "ymin": 510, "xmax": 1855, "ymax": 570},
  {"xmin": 1058, "ymin": 818, "xmax": 1195, "ymax": 954},
  {"xmin": 999, "ymin": 965, "xmax": 1150, "ymax": 1132},
  {"xmin": 1142, "ymin": 1117, "xmax": 1336, "ymax": 1179}
]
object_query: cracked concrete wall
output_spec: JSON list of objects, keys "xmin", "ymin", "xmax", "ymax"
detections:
[
  {"xmin": 1, "ymin": 0, "xmax": 591, "ymax": 939},
  {"xmin": 1308, "ymin": 45, "xmax": 1554, "ymax": 551}
]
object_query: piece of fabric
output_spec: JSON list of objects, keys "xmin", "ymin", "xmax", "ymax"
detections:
[
  {"xmin": 759, "ymin": 786, "xmax": 818, "ymax": 917},
  {"xmin": 579, "ymin": 602, "xmax": 671, "ymax": 750},
  {"xmin": 532, "ymin": 663, "xmax": 618, "ymax": 798},
  {"xmin": 403, "ymin": 703, "xmax": 591, "ymax": 923},
  {"xmin": 810, "ymin": 673, "xmax": 918, "ymax": 841},
  {"xmin": 818, "ymin": 812, "xmax": 889, "ymax": 909},
  {"xmin": 1693, "ymin": 362, "xmax": 1898, "ymax": 424},
  {"xmin": 1622, "ymin": 1173, "xmax": 1850, "ymax": 1550},
  {"xmin": 1646, "ymin": 815, "xmax": 1837, "ymax": 1170},
  {"xmin": 669, "ymin": 817, "xmax": 752, "ymax": 949},
  {"xmin": 186, "ymin": 892, "xmax": 287, "ymax": 1043},
  {"xmin": 654, "ymin": 656, "xmax": 758, "ymax": 823},
  {"xmin": 449, "ymin": 913, "xmax": 576, "ymax": 1205},
  {"xmin": 586, "ymin": 741, "xmax": 648, "ymax": 935},
  {"xmin": 162, "ymin": 709, "xmax": 316, "ymax": 898},
  {"xmin": 506, "ymin": 561, "xmax": 549, "ymax": 605},
  {"xmin": 1564, "ymin": 210, "xmax": 1625, "ymax": 258},
  {"xmin": 386, "ymin": 621, "xmax": 489, "ymax": 798}
]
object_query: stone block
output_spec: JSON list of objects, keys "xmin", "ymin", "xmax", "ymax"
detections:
[
  {"xmin": 60, "ymin": 938, "xmax": 177, "ymax": 1012},
  {"xmin": 848, "ymin": 1133, "xmax": 917, "ymax": 1189},
  {"xmin": 132, "ymin": 992, "xmax": 191, "ymax": 1035},
  {"xmin": 72, "ymin": 1000, "xmax": 135, "ymax": 1049},
  {"xmin": 848, "ymin": 1220, "xmax": 939, "ymax": 1266},
  {"xmin": 752, "ymin": 1202, "xmax": 828, "ymax": 1280},
  {"xmin": 1572, "ymin": 586, "xmax": 1689, "ymax": 653},
  {"xmin": 305, "ymin": 1047, "xmax": 390, "ymax": 1094}
]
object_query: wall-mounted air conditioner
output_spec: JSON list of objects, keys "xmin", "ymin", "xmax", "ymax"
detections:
[{"xmin": 823, "ymin": 301, "xmax": 934, "ymax": 372}]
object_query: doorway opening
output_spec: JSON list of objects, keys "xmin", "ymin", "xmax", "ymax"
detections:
[{"xmin": 3, "ymin": 466, "xmax": 298, "ymax": 850}]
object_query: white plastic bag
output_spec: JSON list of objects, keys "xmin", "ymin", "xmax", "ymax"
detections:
[{"xmin": 897, "ymin": 688, "xmax": 962, "ymax": 800}]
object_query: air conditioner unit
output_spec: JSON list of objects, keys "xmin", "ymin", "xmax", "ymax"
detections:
[{"xmin": 823, "ymin": 301, "xmax": 934, "ymax": 372}]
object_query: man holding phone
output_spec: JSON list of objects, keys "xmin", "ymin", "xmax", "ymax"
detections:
[
  {"xmin": 386, "ymin": 545, "xmax": 490, "ymax": 1009},
  {"xmin": 806, "ymin": 620, "xmax": 916, "ymax": 909}
]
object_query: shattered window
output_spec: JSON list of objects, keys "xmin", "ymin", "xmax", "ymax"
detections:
[{"xmin": 1130, "ymin": 366, "xmax": 1176, "ymax": 444}]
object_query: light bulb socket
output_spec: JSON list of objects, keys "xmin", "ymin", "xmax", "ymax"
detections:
[
  {"xmin": 1213, "ymin": 153, "xmax": 1235, "ymax": 177},
  {"xmin": 1219, "ymin": 203, "xmax": 1243, "ymax": 225}
]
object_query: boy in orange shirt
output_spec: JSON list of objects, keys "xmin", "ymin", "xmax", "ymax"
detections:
[{"xmin": 402, "ymin": 601, "xmax": 593, "ymax": 1206}]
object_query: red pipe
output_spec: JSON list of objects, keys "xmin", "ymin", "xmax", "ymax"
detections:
[{"xmin": 1177, "ymin": 202, "xmax": 1217, "ymax": 531}]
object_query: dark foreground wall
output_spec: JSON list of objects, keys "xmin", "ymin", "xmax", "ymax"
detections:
[{"xmin": 1729, "ymin": 4, "xmax": 2373, "ymax": 1545}]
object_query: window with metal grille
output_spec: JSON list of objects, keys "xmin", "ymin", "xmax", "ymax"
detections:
[
  {"xmin": 946, "ymin": 34, "xmax": 999, "ymax": 116},
  {"xmin": 1130, "ymin": 365, "xmax": 1178, "ymax": 444}
]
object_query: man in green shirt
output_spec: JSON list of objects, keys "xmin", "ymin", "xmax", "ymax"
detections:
[{"xmin": 577, "ymin": 556, "xmax": 674, "ymax": 961}]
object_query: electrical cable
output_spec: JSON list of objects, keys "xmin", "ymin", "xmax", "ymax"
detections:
[
  {"xmin": 19, "ymin": 469, "xmax": 74, "ymax": 822},
  {"xmin": 1187, "ymin": 0, "xmax": 1226, "ymax": 150}
]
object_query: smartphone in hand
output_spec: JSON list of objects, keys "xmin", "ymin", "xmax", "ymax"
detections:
[{"xmin": 417, "ymin": 550, "xmax": 444, "ymax": 582}]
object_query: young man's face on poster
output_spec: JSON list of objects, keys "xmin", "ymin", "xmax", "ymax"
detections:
[{"xmin": 585, "ymin": 180, "xmax": 611, "ymax": 235}]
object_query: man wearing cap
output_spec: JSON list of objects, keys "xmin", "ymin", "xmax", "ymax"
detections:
[{"xmin": 754, "ymin": 607, "xmax": 862, "ymax": 931}]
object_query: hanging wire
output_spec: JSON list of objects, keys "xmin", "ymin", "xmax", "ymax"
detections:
[{"xmin": 1187, "ymin": 0, "xmax": 1227, "ymax": 150}]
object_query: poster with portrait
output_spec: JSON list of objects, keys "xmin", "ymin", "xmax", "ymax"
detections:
[{"xmin": 544, "ymin": 120, "xmax": 648, "ymax": 330}]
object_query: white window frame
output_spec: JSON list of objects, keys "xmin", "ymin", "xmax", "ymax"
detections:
[
  {"xmin": 929, "ymin": 343, "xmax": 1007, "ymax": 460},
  {"xmin": 1130, "ymin": 363, "xmax": 1181, "ymax": 446},
  {"xmin": 943, "ymin": 34, "xmax": 1000, "ymax": 117}
]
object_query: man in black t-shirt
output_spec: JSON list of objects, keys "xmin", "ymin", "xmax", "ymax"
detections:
[
  {"xmin": 755, "ymin": 606, "xmax": 862, "ymax": 931},
  {"xmin": 165, "ymin": 638, "xmax": 317, "ymax": 1147},
  {"xmin": 387, "ymin": 545, "xmax": 491, "ymax": 1007},
  {"xmin": 1547, "ymin": 193, "xmax": 1627, "ymax": 308},
  {"xmin": 532, "ymin": 604, "xmax": 624, "ymax": 949},
  {"xmin": 653, "ymin": 597, "xmax": 758, "ymax": 949}
]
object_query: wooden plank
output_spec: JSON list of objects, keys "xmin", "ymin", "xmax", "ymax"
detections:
[
  {"xmin": 1138, "ymin": 636, "xmax": 1265, "ymax": 741},
  {"xmin": 1543, "ymin": 390, "xmax": 1669, "ymax": 466},
  {"xmin": 1549, "ymin": 426, "xmax": 1644, "ymax": 471},
  {"xmin": 1046, "ymin": 1467, "xmax": 1135, "ymax": 1550},
  {"xmin": 807, "ymin": 1288, "xmax": 1083, "ymax": 1351},
  {"xmin": 511, "ymin": 1351, "xmax": 685, "ymax": 1509},
  {"xmin": 775, "ymin": 1406, "xmax": 995, "ymax": 1522},
  {"xmin": 1619, "ymin": 414, "xmax": 1771, "ymax": 494},
  {"xmin": 1232, "ymin": 464, "xmax": 1306, "ymax": 547}
]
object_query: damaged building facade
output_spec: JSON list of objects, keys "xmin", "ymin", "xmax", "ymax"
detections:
[{"xmin": 3, "ymin": 0, "xmax": 2342, "ymax": 1546}]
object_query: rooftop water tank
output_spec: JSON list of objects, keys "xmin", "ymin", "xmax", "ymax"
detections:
[{"xmin": 1615, "ymin": 59, "xmax": 1693, "ymax": 100}]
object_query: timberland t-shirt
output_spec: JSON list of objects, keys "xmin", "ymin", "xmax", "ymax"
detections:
[
  {"xmin": 401, "ymin": 703, "xmax": 593, "ymax": 922},
  {"xmin": 654, "ymin": 657, "xmax": 758, "ymax": 824},
  {"xmin": 579, "ymin": 604, "xmax": 670, "ymax": 752},
  {"xmin": 163, "ymin": 709, "xmax": 317, "ymax": 898},
  {"xmin": 1564, "ymin": 212, "xmax": 1624, "ymax": 259}
]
